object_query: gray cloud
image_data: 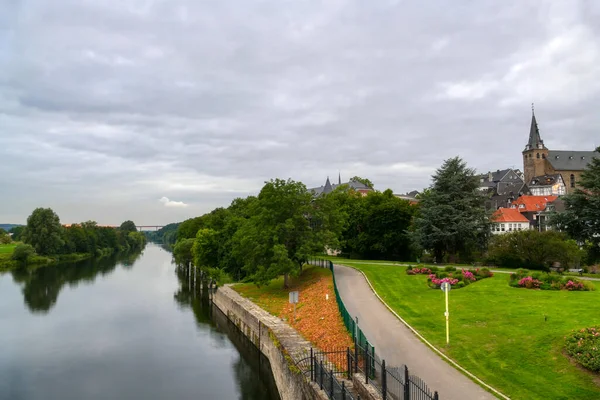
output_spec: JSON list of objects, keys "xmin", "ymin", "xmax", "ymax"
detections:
[{"xmin": 1, "ymin": 0, "xmax": 599, "ymax": 225}]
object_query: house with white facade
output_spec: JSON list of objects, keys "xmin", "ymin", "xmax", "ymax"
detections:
[
  {"xmin": 528, "ymin": 174, "xmax": 566, "ymax": 196},
  {"xmin": 491, "ymin": 208, "xmax": 530, "ymax": 234}
]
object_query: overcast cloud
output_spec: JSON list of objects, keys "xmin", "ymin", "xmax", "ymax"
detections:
[{"xmin": 1, "ymin": 0, "xmax": 599, "ymax": 225}]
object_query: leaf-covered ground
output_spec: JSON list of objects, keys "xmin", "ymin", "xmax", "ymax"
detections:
[{"xmin": 233, "ymin": 265, "xmax": 354, "ymax": 351}]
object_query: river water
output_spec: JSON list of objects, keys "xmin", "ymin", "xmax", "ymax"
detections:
[{"xmin": 0, "ymin": 243, "xmax": 280, "ymax": 400}]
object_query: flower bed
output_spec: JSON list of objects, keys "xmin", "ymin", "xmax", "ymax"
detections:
[
  {"xmin": 509, "ymin": 269, "xmax": 594, "ymax": 291},
  {"xmin": 565, "ymin": 327, "xmax": 600, "ymax": 372},
  {"xmin": 407, "ymin": 265, "xmax": 493, "ymax": 289},
  {"xmin": 406, "ymin": 267, "xmax": 432, "ymax": 275}
]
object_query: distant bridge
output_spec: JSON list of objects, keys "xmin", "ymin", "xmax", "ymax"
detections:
[
  {"xmin": 137, "ymin": 226, "xmax": 165, "ymax": 231},
  {"xmin": 63, "ymin": 224, "xmax": 165, "ymax": 231}
]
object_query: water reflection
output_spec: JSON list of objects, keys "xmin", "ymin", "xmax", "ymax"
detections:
[
  {"xmin": 174, "ymin": 263, "xmax": 281, "ymax": 400},
  {"xmin": 8, "ymin": 250, "xmax": 144, "ymax": 314},
  {"xmin": 0, "ymin": 244, "xmax": 280, "ymax": 400}
]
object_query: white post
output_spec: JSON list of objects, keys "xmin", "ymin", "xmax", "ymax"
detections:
[{"xmin": 445, "ymin": 287, "xmax": 450, "ymax": 345}]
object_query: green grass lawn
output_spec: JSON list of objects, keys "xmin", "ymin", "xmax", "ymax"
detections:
[
  {"xmin": 0, "ymin": 243, "xmax": 17, "ymax": 254},
  {"xmin": 347, "ymin": 263, "xmax": 600, "ymax": 400}
]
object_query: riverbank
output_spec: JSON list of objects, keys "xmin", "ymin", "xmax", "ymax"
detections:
[
  {"xmin": 0, "ymin": 251, "xmax": 92, "ymax": 271},
  {"xmin": 0, "ymin": 246, "xmax": 140, "ymax": 272}
]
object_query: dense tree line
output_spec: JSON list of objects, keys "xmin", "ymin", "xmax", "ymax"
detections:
[
  {"xmin": 144, "ymin": 223, "xmax": 179, "ymax": 245},
  {"xmin": 169, "ymin": 153, "xmax": 600, "ymax": 286},
  {"xmin": 13, "ymin": 208, "xmax": 146, "ymax": 263}
]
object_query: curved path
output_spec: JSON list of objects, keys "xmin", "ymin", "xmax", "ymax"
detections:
[{"xmin": 333, "ymin": 264, "xmax": 499, "ymax": 400}]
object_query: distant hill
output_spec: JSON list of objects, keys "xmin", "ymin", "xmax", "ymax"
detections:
[{"xmin": 0, "ymin": 224, "xmax": 23, "ymax": 231}]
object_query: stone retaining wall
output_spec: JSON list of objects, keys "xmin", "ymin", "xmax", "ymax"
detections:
[{"xmin": 213, "ymin": 285, "xmax": 330, "ymax": 400}]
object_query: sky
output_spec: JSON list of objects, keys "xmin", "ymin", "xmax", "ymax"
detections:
[{"xmin": 1, "ymin": 0, "xmax": 599, "ymax": 226}]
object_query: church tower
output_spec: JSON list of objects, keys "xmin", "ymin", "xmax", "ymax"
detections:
[{"xmin": 523, "ymin": 105, "xmax": 548, "ymax": 184}]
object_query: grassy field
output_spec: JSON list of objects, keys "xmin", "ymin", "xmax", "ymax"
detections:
[
  {"xmin": 0, "ymin": 243, "xmax": 17, "ymax": 254},
  {"xmin": 233, "ymin": 265, "xmax": 354, "ymax": 351},
  {"xmin": 343, "ymin": 262, "xmax": 600, "ymax": 400}
]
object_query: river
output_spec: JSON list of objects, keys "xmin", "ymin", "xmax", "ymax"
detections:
[{"xmin": 0, "ymin": 243, "xmax": 280, "ymax": 400}]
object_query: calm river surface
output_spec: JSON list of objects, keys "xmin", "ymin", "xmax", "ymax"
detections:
[{"xmin": 0, "ymin": 243, "xmax": 280, "ymax": 400}]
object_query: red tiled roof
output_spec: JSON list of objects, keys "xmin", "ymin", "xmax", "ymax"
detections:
[
  {"xmin": 511, "ymin": 195, "xmax": 557, "ymax": 213},
  {"xmin": 492, "ymin": 208, "xmax": 530, "ymax": 223}
]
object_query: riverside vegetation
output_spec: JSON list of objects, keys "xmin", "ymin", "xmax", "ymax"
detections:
[{"xmin": 0, "ymin": 208, "xmax": 146, "ymax": 270}]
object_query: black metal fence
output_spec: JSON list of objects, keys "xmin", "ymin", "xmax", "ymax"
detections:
[
  {"xmin": 306, "ymin": 257, "xmax": 440, "ymax": 400},
  {"xmin": 296, "ymin": 348, "xmax": 356, "ymax": 400},
  {"xmin": 351, "ymin": 341, "xmax": 439, "ymax": 400}
]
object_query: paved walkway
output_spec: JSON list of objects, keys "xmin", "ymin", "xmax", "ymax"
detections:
[{"xmin": 333, "ymin": 264, "xmax": 499, "ymax": 400}]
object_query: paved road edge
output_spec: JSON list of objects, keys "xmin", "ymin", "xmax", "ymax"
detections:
[{"xmin": 337, "ymin": 263, "xmax": 510, "ymax": 400}]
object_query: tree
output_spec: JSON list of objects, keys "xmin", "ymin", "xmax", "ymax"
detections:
[
  {"xmin": 9, "ymin": 226, "xmax": 25, "ymax": 241},
  {"xmin": 487, "ymin": 230, "xmax": 584, "ymax": 270},
  {"xmin": 177, "ymin": 216, "xmax": 205, "ymax": 240},
  {"xmin": 413, "ymin": 157, "xmax": 490, "ymax": 263},
  {"xmin": 232, "ymin": 179, "xmax": 340, "ymax": 288},
  {"xmin": 349, "ymin": 176, "xmax": 374, "ymax": 189},
  {"xmin": 192, "ymin": 228, "xmax": 223, "ymax": 281},
  {"xmin": 0, "ymin": 230, "xmax": 10, "ymax": 244},
  {"xmin": 23, "ymin": 208, "xmax": 64, "ymax": 256},
  {"xmin": 551, "ymin": 149, "xmax": 600, "ymax": 262},
  {"xmin": 327, "ymin": 188, "xmax": 417, "ymax": 260},
  {"xmin": 119, "ymin": 220, "xmax": 138, "ymax": 234},
  {"xmin": 173, "ymin": 238, "xmax": 195, "ymax": 266},
  {"xmin": 12, "ymin": 244, "xmax": 35, "ymax": 263}
]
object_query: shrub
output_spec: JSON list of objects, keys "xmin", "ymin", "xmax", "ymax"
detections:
[
  {"xmin": 444, "ymin": 266, "xmax": 456, "ymax": 272},
  {"xmin": 426, "ymin": 268, "xmax": 493, "ymax": 289},
  {"xmin": 0, "ymin": 233, "xmax": 11, "ymax": 244},
  {"xmin": 488, "ymin": 230, "xmax": 585, "ymax": 270},
  {"xmin": 509, "ymin": 269, "xmax": 594, "ymax": 291},
  {"xmin": 406, "ymin": 267, "xmax": 432, "ymax": 275},
  {"xmin": 12, "ymin": 244, "xmax": 35, "ymax": 263},
  {"xmin": 476, "ymin": 267, "xmax": 493, "ymax": 278},
  {"xmin": 565, "ymin": 327, "xmax": 600, "ymax": 372}
]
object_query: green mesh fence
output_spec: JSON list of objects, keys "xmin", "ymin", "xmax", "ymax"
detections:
[{"xmin": 309, "ymin": 257, "xmax": 376, "ymax": 362}]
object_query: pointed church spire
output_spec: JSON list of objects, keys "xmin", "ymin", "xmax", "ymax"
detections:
[
  {"xmin": 338, "ymin": 171, "xmax": 341, "ymax": 185},
  {"xmin": 323, "ymin": 176, "xmax": 333, "ymax": 194},
  {"xmin": 524, "ymin": 103, "xmax": 546, "ymax": 152}
]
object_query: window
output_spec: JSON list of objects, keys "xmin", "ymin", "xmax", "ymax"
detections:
[
  {"xmin": 536, "ymin": 153, "xmax": 540, "ymax": 159},
  {"xmin": 542, "ymin": 154, "xmax": 546, "ymax": 159},
  {"xmin": 501, "ymin": 224, "xmax": 505, "ymax": 232},
  {"xmin": 570, "ymin": 174, "xmax": 575, "ymax": 188}
]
